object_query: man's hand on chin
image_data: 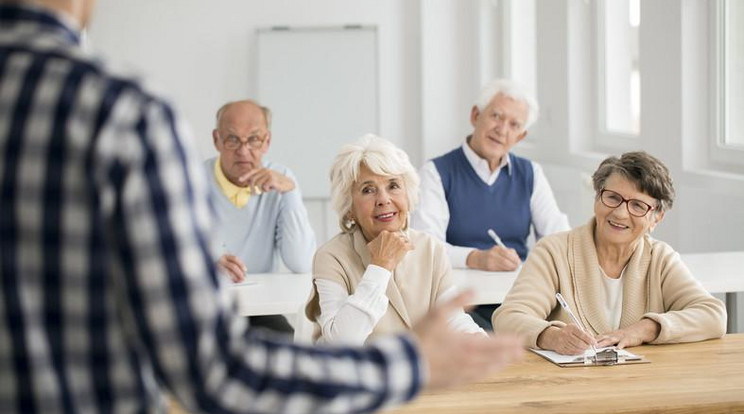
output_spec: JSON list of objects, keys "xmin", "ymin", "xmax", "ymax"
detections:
[{"xmin": 239, "ymin": 168, "xmax": 295, "ymax": 193}]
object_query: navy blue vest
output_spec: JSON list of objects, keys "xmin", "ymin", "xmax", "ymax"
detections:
[{"xmin": 433, "ymin": 148, "xmax": 534, "ymax": 260}]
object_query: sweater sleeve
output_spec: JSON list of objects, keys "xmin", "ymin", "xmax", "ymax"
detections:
[
  {"xmin": 430, "ymin": 240, "xmax": 484, "ymax": 335},
  {"xmin": 644, "ymin": 248, "xmax": 727, "ymax": 344},
  {"xmin": 491, "ymin": 239, "xmax": 566, "ymax": 348},
  {"xmin": 275, "ymin": 167, "xmax": 316, "ymax": 273}
]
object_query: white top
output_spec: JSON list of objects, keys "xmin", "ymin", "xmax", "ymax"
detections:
[
  {"xmin": 600, "ymin": 271, "xmax": 624, "ymax": 330},
  {"xmin": 315, "ymin": 265, "xmax": 484, "ymax": 345},
  {"xmin": 412, "ymin": 143, "xmax": 570, "ymax": 268}
]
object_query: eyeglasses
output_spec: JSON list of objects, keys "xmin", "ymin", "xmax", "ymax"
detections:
[
  {"xmin": 599, "ymin": 188, "xmax": 656, "ymax": 217},
  {"xmin": 220, "ymin": 132, "xmax": 268, "ymax": 151}
]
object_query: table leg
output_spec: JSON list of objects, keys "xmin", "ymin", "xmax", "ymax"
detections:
[{"xmin": 726, "ymin": 292, "xmax": 739, "ymax": 334}]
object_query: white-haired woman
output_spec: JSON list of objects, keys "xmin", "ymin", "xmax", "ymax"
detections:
[{"xmin": 305, "ymin": 135, "xmax": 484, "ymax": 344}]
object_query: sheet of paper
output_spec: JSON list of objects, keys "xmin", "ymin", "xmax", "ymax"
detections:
[
  {"xmin": 530, "ymin": 347, "xmax": 642, "ymax": 364},
  {"xmin": 233, "ymin": 280, "xmax": 259, "ymax": 287}
]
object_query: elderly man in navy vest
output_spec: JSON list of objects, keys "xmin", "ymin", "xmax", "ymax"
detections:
[{"xmin": 413, "ymin": 79, "xmax": 570, "ymax": 330}]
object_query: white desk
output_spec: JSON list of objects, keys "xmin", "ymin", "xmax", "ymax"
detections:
[
  {"xmin": 230, "ymin": 251, "xmax": 744, "ymax": 331},
  {"xmin": 228, "ymin": 270, "xmax": 518, "ymax": 317},
  {"xmin": 230, "ymin": 273, "xmax": 312, "ymax": 317},
  {"xmin": 450, "ymin": 269, "xmax": 518, "ymax": 305},
  {"xmin": 683, "ymin": 251, "xmax": 744, "ymax": 332}
]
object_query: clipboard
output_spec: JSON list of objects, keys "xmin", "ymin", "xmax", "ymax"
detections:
[{"xmin": 531, "ymin": 347, "xmax": 650, "ymax": 367}]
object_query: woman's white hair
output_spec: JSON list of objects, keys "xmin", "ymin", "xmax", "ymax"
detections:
[
  {"xmin": 329, "ymin": 134, "xmax": 420, "ymax": 233},
  {"xmin": 475, "ymin": 79, "xmax": 539, "ymax": 130}
]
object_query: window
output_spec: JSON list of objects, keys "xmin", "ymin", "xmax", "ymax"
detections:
[
  {"xmin": 710, "ymin": 0, "xmax": 744, "ymax": 169},
  {"xmin": 489, "ymin": 0, "xmax": 537, "ymax": 100},
  {"xmin": 597, "ymin": 0, "xmax": 640, "ymax": 137},
  {"xmin": 719, "ymin": 0, "xmax": 744, "ymax": 148},
  {"xmin": 505, "ymin": 0, "xmax": 537, "ymax": 98}
]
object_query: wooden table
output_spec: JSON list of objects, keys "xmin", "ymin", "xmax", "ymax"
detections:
[{"xmin": 389, "ymin": 334, "xmax": 744, "ymax": 414}]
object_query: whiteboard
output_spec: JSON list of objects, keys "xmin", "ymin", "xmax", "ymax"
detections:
[{"xmin": 257, "ymin": 26, "xmax": 379, "ymax": 198}]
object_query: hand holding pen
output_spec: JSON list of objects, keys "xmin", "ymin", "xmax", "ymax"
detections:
[
  {"xmin": 217, "ymin": 243, "xmax": 247, "ymax": 283},
  {"xmin": 487, "ymin": 229, "xmax": 507, "ymax": 248},
  {"xmin": 465, "ymin": 229, "xmax": 522, "ymax": 271},
  {"xmin": 554, "ymin": 293, "xmax": 598, "ymax": 358}
]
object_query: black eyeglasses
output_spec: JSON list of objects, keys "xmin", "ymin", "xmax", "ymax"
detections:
[
  {"xmin": 219, "ymin": 131, "xmax": 268, "ymax": 151},
  {"xmin": 599, "ymin": 188, "xmax": 656, "ymax": 217}
]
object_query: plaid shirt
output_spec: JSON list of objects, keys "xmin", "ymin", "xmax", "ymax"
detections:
[{"xmin": 0, "ymin": 4, "xmax": 421, "ymax": 413}]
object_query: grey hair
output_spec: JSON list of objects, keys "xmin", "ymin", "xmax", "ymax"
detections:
[
  {"xmin": 215, "ymin": 100, "xmax": 272, "ymax": 130},
  {"xmin": 475, "ymin": 79, "xmax": 539, "ymax": 130},
  {"xmin": 329, "ymin": 134, "xmax": 420, "ymax": 233},
  {"xmin": 592, "ymin": 151, "xmax": 675, "ymax": 213}
]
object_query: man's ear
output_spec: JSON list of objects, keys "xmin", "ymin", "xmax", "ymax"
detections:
[
  {"xmin": 470, "ymin": 106, "xmax": 481, "ymax": 128},
  {"xmin": 212, "ymin": 129, "xmax": 220, "ymax": 151},
  {"xmin": 515, "ymin": 130, "xmax": 528, "ymax": 143},
  {"xmin": 263, "ymin": 131, "xmax": 272, "ymax": 152}
]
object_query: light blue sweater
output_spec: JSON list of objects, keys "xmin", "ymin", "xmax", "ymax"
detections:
[{"xmin": 205, "ymin": 157, "xmax": 316, "ymax": 273}]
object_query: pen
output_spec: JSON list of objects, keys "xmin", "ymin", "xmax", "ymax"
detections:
[
  {"xmin": 555, "ymin": 292, "xmax": 597, "ymax": 358},
  {"xmin": 487, "ymin": 229, "xmax": 507, "ymax": 248}
]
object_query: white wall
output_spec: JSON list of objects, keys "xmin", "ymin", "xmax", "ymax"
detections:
[
  {"xmin": 89, "ymin": 0, "xmax": 422, "ymax": 163},
  {"xmin": 89, "ymin": 0, "xmax": 744, "ymax": 332},
  {"xmin": 89, "ymin": 0, "xmax": 427, "ymax": 244}
]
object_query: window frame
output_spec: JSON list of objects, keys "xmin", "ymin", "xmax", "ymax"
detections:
[
  {"xmin": 489, "ymin": 0, "xmax": 539, "ymax": 145},
  {"xmin": 709, "ymin": 0, "xmax": 744, "ymax": 169},
  {"xmin": 593, "ymin": 0, "xmax": 641, "ymax": 152}
]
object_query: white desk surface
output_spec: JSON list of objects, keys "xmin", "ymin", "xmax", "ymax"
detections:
[
  {"xmin": 231, "ymin": 273, "xmax": 313, "ymax": 317},
  {"xmin": 681, "ymin": 251, "xmax": 744, "ymax": 293},
  {"xmin": 230, "ymin": 251, "xmax": 744, "ymax": 317}
]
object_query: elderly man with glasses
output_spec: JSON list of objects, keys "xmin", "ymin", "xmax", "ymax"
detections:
[{"xmin": 206, "ymin": 100, "xmax": 316, "ymax": 333}]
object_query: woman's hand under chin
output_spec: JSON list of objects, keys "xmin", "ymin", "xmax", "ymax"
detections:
[{"xmin": 367, "ymin": 230, "xmax": 414, "ymax": 271}]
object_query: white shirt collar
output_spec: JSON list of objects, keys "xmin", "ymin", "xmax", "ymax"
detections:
[{"xmin": 461, "ymin": 137, "xmax": 511, "ymax": 185}]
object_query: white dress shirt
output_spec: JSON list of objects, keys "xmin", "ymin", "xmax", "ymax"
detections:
[
  {"xmin": 412, "ymin": 143, "xmax": 570, "ymax": 268},
  {"xmin": 315, "ymin": 266, "xmax": 484, "ymax": 345}
]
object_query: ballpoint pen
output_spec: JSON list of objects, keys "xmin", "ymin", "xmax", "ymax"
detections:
[
  {"xmin": 555, "ymin": 292, "xmax": 597, "ymax": 359},
  {"xmin": 487, "ymin": 229, "xmax": 507, "ymax": 248}
]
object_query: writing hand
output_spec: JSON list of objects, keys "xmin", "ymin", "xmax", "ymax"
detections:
[
  {"xmin": 217, "ymin": 254, "xmax": 247, "ymax": 283},
  {"xmin": 537, "ymin": 325, "xmax": 597, "ymax": 355},
  {"xmin": 466, "ymin": 246, "xmax": 521, "ymax": 271}
]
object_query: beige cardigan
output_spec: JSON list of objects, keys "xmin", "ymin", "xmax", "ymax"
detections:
[
  {"xmin": 492, "ymin": 218, "xmax": 727, "ymax": 348},
  {"xmin": 305, "ymin": 228, "xmax": 453, "ymax": 343}
]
